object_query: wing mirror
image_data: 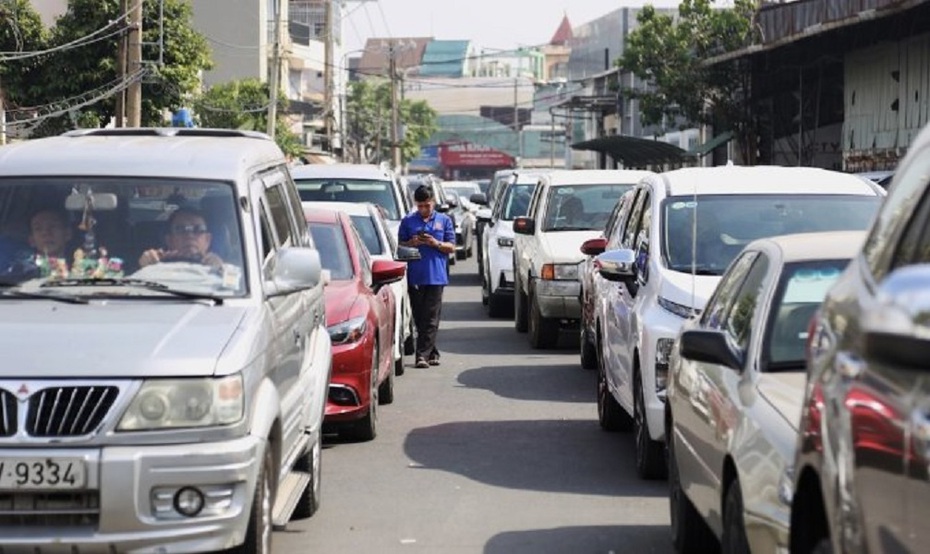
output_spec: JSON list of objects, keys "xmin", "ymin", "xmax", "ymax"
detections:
[
  {"xmin": 273, "ymin": 247, "xmax": 323, "ymax": 292},
  {"xmin": 863, "ymin": 264, "xmax": 930, "ymax": 369},
  {"xmin": 372, "ymin": 259, "xmax": 406, "ymax": 288},
  {"xmin": 581, "ymin": 237, "xmax": 608, "ymax": 256},
  {"xmin": 395, "ymin": 246, "xmax": 422, "ymax": 262},
  {"xmin": 470, "ymin": 193, "xmax": 488, "ymax": 206},
  {"xmin": 513, "ymin": 217, "xmax": 535, "ymax": 235},
  {"xmin": 680, "ymin": 330, "xmax": 743, "ymax": 371},
  {"xmin": 594, "ymin": 249, "xmax": 636, "ymax": 282}
]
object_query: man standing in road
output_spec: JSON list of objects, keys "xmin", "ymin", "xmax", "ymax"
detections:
[{"xmin": 399, "ymin": 185, "xmax": 456, "ymax": 368}]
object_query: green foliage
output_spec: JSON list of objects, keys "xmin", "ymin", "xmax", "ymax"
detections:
[
  {"xmin": 619, "ymin": 0, "xmax": 757, "ymax": 158},
  {"xmin": 25, "ymin": 0, "xmax": 212, "ymax": 135},
  {"xmin": 194, "ymin": 78, "xmax": 303, "ymax": 158},
  {"xmin": 346, "ymin": 80, "xmax": 437, "ymax": 165},
  {"xmin": 0, "ymin": 0, "xmax": 48, "ymax": 108}
]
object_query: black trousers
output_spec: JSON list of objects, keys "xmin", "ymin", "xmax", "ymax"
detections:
[{"xmin": 408, "ymin": 284, "xmax": 444, "ymax": 360}]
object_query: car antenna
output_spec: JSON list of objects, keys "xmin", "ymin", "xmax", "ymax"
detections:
[{"xmin": 691, "ymin": 175, "xmax": 698, "ymax": 312}]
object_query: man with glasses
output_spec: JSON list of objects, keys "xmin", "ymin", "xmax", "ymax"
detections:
[
  {"xmin": 138, "ymin": 209, "xmax": 224, "ymax": 268},
  {"xmin": 398, "ymin": 185, "xmax": 455, "ymax": 368}
]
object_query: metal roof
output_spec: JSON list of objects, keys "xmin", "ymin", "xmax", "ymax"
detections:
[
  {"xmin": 758, "ymin": 230, "xmax": 867, "ymax": 263},
  {"xmin": 571, "ymin": 135, "xmax": 689, "ymax": 166},
  {"xmin": 0, "ymin": 128, "xmax": 284, "ymax": 180},
  {"xmin": 543, "ymin": 168, "xmax": 656, "ymax": 185},
  {"xmin": 301, "ymin": 200, "xmax": 375, "ymax": 217},
  {"xmin": 419, "ymin": 40, "xmax": 471, "ymax": 77}
]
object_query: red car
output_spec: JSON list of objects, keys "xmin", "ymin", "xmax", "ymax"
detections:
[{"xmin": 305, "ymin": 207, "xmax": 406, "ymax": 441}]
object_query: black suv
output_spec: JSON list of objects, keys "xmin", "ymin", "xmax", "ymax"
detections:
[{"xmin": 791, "ymin": 124, "xmax": 930, "ymax": 554}]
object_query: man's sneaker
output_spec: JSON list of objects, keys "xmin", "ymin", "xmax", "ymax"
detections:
[
  {"xmin": 428, "ymin": 357, "xmax": 440, "ymax": 366},
  {"xmin": 415, "ymin": 358, "xmax": 429, "ymax": 368}
]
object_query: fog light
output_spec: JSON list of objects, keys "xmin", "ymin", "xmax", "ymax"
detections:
[{"xmin": 174, "ymin": 487, "xmax": 205, "ymax": 517}]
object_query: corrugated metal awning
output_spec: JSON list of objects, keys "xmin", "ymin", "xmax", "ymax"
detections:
[{"xmin": 571, "ymin": 135, "xmax": 687, "ymax": 165}]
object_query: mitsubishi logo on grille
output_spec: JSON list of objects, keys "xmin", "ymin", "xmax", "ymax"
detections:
[{"xmin": 15, "ymin": 384, "xmax": 29, "ymax": 399}]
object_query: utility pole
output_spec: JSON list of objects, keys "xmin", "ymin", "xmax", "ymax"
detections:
[
  {"xmin": 0, "ymin": 75, "xmax": 6, "ymax": 146},
  {"xmin": 389, "ymin": 40, "xmax": 401, "ymax": 171},
  {"xmin": 125, "ymin": 0, "xmax": 143, "ymax": 127},
  {"xmin": 323, "ymin": 0, "xmax": 334, "ymax": 152},
  {"xmin": 115, "ymin": 0, "xmax": 128, "ymax": 127},
  {"xmin": 267, "ymin": 0, "xmax": 283, "ymax": 137}
]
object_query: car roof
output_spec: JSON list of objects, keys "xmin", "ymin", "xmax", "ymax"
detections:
[
  {"xmin": 752, "ymin": 230, "xmax": 867, "ymax": 263},
  {"xmin": 303, "ymin": 205, "xmax": 346, "ymax": 225},
  {"xmin": 290, "ymin": 163, "xmax": 394, "ymax": 181},
  {"xmin": 303, "ymin": 200, "xmax": 374, "ymax": 218},
  {"xmin": 543, "ymin": 169, "xmax": 655, "ymax": 185},
  {"xmin": 0, "ymin": 128, "xmax": 285, "ymax": 180},
  {"xmin": 659, "ymin": 166, "xmax": 883, "ymax": 197}
]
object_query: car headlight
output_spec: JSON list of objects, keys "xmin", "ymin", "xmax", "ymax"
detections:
[
  {"xmin": 658, "ymin": 296, "xmax": 700, "ymax": 319},
  {"xmin": 327, "ymin": 316, "xmax": 367, "ymax": 345},
  {"xmin": 497, "ymin": 237, "xmax": 514, "ymax": 248},
  {"xmin": 655, "ymin": 338, "xmax": 675, "ymax": 392},
  {"xmin": 541, "ymin": 263, "xmax": 580, "ymax": 280},
  {"xmin": 118, "ymin": 374, "xmax": 244, "ymax": 431}
]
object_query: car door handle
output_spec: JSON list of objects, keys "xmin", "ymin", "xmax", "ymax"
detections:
[
  {"xmin": 835, "ymin": 351, "xmax": 865, "ymax": 379},
  {"xmin": 293, "ymin": 329, "xmax": 302, "ymax": 346}
]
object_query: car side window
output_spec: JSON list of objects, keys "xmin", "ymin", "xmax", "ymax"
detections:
[
  {"xmin": 701, "ymin": 251, "xmax": 758, "ymax": 330},
  {"xmin": 353, "ymin": 226, "xmax": 373, "ymax": 286},
  {"xmin": 257, "ymin": 200, "xmax": 276, "ymax": 280},
  {"xmin": 862, "ymin": 147, "xmax": 930, "ymax": 280},
  {"xmin": 622, "ymin": 189, "xmax": 648, "ymax": 249},
  {"xmin": 723, "ymin": 254, "xmax": 770, "ymax": 357},
  {"xmin": 281, "ymin": 169, "xmax": 311, "ymax": 247},
  {"xmin": 890, "ymin": 185, "xmax": 930, "ymax": 270},
  {"xmin": 265, "ymin": 184, "xmax": 296, "ymax": 248}
]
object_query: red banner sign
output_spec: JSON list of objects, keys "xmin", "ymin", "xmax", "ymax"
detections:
[{"xmin": 439, "ymin": 142, "xmax": 515, "ymax": 168}]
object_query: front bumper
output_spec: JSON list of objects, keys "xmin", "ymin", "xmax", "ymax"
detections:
[
  {"xmin": 0, "ymin": 435, "xmax": 263, "ymax": 553},
  {"xmin": 534, "ymin": 279, "xmax": 582, "ymax": 319},
  {"xmin": 326, "ymin": 334, "xmax": 374, "ymax": 422}
]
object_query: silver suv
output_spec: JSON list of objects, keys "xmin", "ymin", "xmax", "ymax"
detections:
[{"xmin": 0, "ymin": 128, "xmax": 332, "ymax": 553}]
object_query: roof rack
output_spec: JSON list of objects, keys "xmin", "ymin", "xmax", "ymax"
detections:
[{"xmin": 61, "ymin": 128, "xmax": 273, "ymax": 140}]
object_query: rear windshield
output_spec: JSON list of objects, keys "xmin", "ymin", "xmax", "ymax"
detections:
[
  {"xmin": 308, "ymin": 222, "xmax": 354, "ymax": 280},
  {"xmin": 296, "ymin": 179, "xmax": 401, "ymax": 220}
]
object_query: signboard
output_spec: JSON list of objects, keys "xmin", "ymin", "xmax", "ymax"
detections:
[
  {"xmin": 409, "ymin": 145, "xmax": 440, "ymax": 171},
  {"xmin": 439, "ymin": 142, "xmax": 515, "ymax": 168}
]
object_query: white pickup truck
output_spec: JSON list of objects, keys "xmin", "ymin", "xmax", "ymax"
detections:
[{"xmin": 512, "ymin": 170, "xmax": 649, "ymax": 348}]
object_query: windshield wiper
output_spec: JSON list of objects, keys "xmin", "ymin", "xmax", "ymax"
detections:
[
  {"xmin": 0, "ymin": 288, "xmax": 89, "ymax": 305},
  {"xmin": 547, "ymin": 226, "xmax": 595, "ymax": 232},
  {"xmin": 764, "ymin": 360, "xmax": 806, "ymax": 372},
  {"xmin": 41, "ymin": 278, "xmax": 225, "ymax": 305}
]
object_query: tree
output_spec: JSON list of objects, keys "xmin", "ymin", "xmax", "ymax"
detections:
[
  {"xmin": 0, "ymin": 0, "xmax": 48, "ymax": 110},
  {"xmin": 29, "ymin": 0, "xmax": 212, "ymax": 135},
  {"xmin": 194, "ymin": 78, "xmax": 304, "ymax": 158},
  {"xmin": 345, "ymin": 80, "xmax": 437, "ymax": 165},
  {"xmin": 619, "ymin": 0, "xmax": 757, "ymax": 162}
]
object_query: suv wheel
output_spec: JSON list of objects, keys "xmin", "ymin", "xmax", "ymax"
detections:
[
  {"xmin": 234, "ymin": 444, "xmax": 274, "ymax": 554},
  {"xmin": 634, "ymin": 371, "xmax": 667, "ymax": 480},
  {"xmin": 481, "ymin": 273, "xmax": 490, "ymax": 306},
  {"xmin": 293, "ymin": 428, "xmax": 323, "ymax": 519},
  {"xmin": 529, "ymin": 291, "xmax": 559, "ymax": 349},
  {"xmin": 580, "ymin": 324, "xmax": 597, "ymax": 370},
  {"xmin": 669, "ymin": 423, "xmax": 717, "ymax": 552},
  {"xmin": 722, "ymin": 480, "xmax": 750, "ymax": 554},
  {"xmin": 514, "ymin": 276, "xmax": 528, "ymax": 333}
]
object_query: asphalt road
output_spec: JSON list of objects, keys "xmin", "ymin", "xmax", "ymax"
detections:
[{"xmin": 275, "ymin": 257, "xmax": 674, "ymax": 554}]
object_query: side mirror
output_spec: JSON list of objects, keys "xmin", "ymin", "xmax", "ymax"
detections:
[
  {"xmin": 470, "ymin": 193, "xmax": 488, "ymax": 206},
  {"xmin": 513, "ymin": 217, "xmax": 535, "ymax": 235},
  {"xmin": 372, "ymin": 259, "xmax": 406, "ymax": 288},
  {"xmin": 273, "ymin": 247, "xmax": 322, "ymax": 291},
  {"xmin": 446, "ymin": 197, "xmax": 459, "ymax": 209},
  {"xmin": 680, "ymin": 330, "xmax": 743, "ymax": 371},
  {"xmin": 395, "ymin": 245, "xmax": 422, "ymax": 262},
  {"xmin": 581, "ymin": 237, "xmax": 608, "ymax": 257},
  {"xmin": 436, "ymin": 203, "xmax": 451, "ymax": 213},
  {"xmin": 476, "ymin": 208, "xmax": 493, "ymax": 224},
  {"xmin": 863, "ymin": 264, "xmax": 930, "ymax": 368},
  {"xmin": 594, "ymin": 249, "xmax": 636, "ymax": 282}
]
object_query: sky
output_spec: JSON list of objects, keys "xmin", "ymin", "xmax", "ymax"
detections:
[{"xmin": 341, "ymin": 0, "xmax": 687, "ymax": 56}]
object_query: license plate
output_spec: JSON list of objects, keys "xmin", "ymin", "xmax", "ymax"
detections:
[{"xmin": 0, "ymin": 458, "xmax": 86, "ymax": 489}]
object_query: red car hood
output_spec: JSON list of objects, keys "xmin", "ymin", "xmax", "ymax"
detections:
[{"xmin": 324, "ymin": 279, "xmax": 362, "ymax": 326}]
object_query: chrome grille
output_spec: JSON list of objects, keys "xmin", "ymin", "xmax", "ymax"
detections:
[
  {"xmin": 26, "ymin": 387, "xmax": 119, "ymax": 437},
  {"xmin": 0, "ymin": 391, "xmax": 15, "ymax": 437},
  {"xmin": 0, "ymin": 491, "xmax": 99, "ymax": 527}
]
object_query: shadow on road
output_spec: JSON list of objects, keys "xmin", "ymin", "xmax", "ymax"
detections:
[
  {"xmin": 403, "ymin": 419, "xmax": 667, "ymax": 498},
  {"xmin": 457, "ymin": 362, "xmax": 594, "ymax": 404},
  {"xmin": 484, "ymin": 524, "xmax": 673, "ymax": 554}
]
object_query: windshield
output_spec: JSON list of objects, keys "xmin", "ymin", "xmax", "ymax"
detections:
[
  {"xmin": 543, "ymin": 184, "xmax": 634, "ymax": 231},
  {"xmin": 0, "ymin": 178, "xmax": 246, "ymax": 297},
  {"xmin": 446, "ymin": 184, "xmax": 480, "ymax": 198},
  {"xmin": 308, "ymin": 222, "xmax": 354, "ymax": 280},
  {"xmin": 295, "ymin": 179, "xmax": 401, "ymax": 220},
  {"xmin": 350, "ymin": 214, "xmax": 384, "ymax": 255},
  {"xmin": 765, "ymin": 260, "xmax": 847, "ymax": 369},
  {"xmin": 662, "ymin": 194, "xmax": 880, "ymax": 275},
  {"xmin": 500, "ymin": 183, "xmax": 535, "ymax": 221}
]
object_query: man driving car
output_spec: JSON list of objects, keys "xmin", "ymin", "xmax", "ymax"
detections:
[{"xmin": 138, "ymin": 209, "xmax": 224, "ymax": 268}]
